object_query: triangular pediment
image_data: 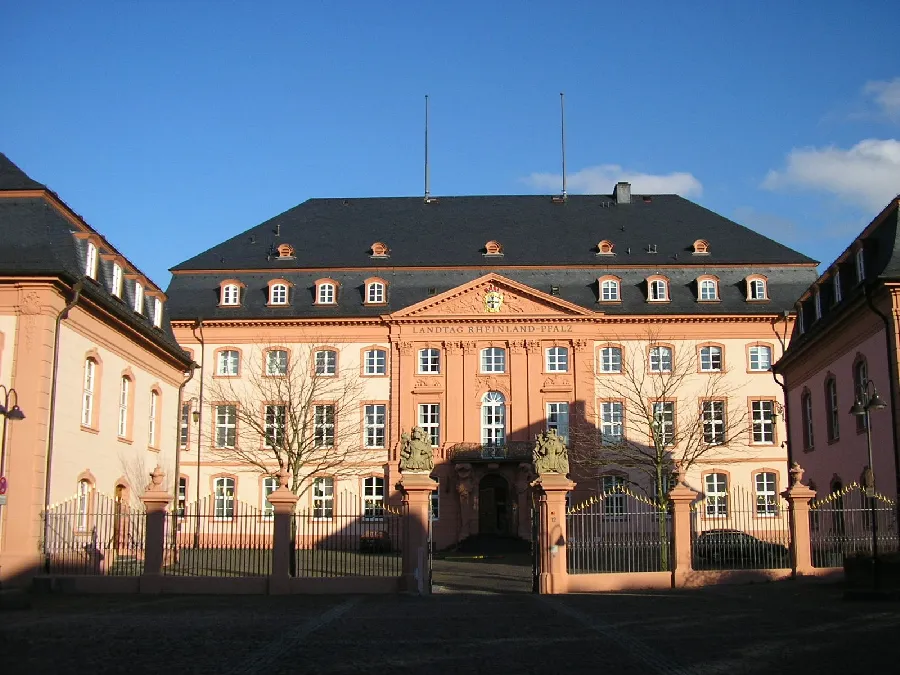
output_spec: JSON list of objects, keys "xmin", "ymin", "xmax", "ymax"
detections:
[{"xmin": 392, "ymin": 273, "xmax": 595, "ymax": 318}]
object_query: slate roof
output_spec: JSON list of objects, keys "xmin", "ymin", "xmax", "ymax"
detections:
[
  {"xmin": 171, "ymin": 195, "xmax": 817, "ymax": 271},
  {"xmin": 0, "ymin": 154, "xmax": 190, "ymax": 364}
]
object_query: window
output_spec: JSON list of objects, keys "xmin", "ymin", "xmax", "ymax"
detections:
[
  {"xmin": 418, "ymin": 348, "xmax": 440, "ymax": 374},
  {"xmin": 797, "ymin": 305, "xmax": 805, "ymax": 334},
  {"xmin": 363, "ymin": 477, "xmax": 384, "ymax": 519},
  {"xmin": 825, "ymin": 377, "xmax": 840, "ymax": 442},
  {"xmin": 755, "ymin": 472, "xmax": 778, "ymax": 517},
  {"xmin": 546, "ymin": 402, "xmax": 569, "ymax": 443},
  {"xmin": 314, "ymin": 404, "xmax": 335, "ymax": 447},
  {"xmin": 262, "ymin": 477, "xmax": 277, "ymax": 520},
  {"xmin": 270, "ymin": 284, "xmax": 288, "ymax": 305},
  {"xmin": 82, "ymin": 358, "xmax": 96, "ymax": 427},
  {"xmin": 705, "ymin": 473, "xmax": 728, "ymax": 517},
  {"xmin": 649, "ymin": 346, "xmax": 672, "ymax": 373},
  {"xmin": 801, "ymin": 391, "xmax": 814, "ymax": 451},
  {"xmin": 749, "ymin": 279, "xmax": 767, "ymax": 300},
  {"xmin": 264, "ymin": 404, "xmax": 286, "ymax": 448},
  {"xmin": 431, "ymin": 479, "xmax": 440, "ymax": 521},
  {"xmin": 546, "ymin": 346, "xmax": 568, "ymax": 372},
  {"xmin": 648, "ymin": 279, "xmax": 668, "ymax": 301},
  {"xmin": 699, "ymin": 279, "xmax": 718, "ymax": 301},
  {"xmin": 833, "ymin": 270, "xmax": 842, "ymax": 303},
  {"xmin": 854, "ymin": 359, "xmax": 868, "ymax": 432},
  {"xmin": 221, "ymin": 284, "xmax": 240, "ymax": 306},
  {"xmin": 76, "ymin": 480, "xmax": 91, "ymax": 530},
  {"xmin": 600, "ymin": 279, "xmax": 620, "ymax": 301},
  {"xmin": 480, "ymin": 347, "xmax": 506, "ymax": 373},
  {"xmin": 599, "ymin": 401, "xmax": 623, "ymax": 445},
  {"xmin": 312, "ymin": 477, "xmax": 334, "ymax": 519},
  {"xmin": 177, "ymin": 477, "xmax": 186, "ymax": 518},
  {"xmin": 148, "ymin": 390, "xmax": 159, "ymax": 447},
  {"xmin": 652, "ymin": 401, "xmax": 674, "ymax": 446},
  {"xmin": 856, "ymin": 247, "xmax": 865, "ymax": 283},
  {"xmin": 814, "ymin": 290, "xmax": 822, "ymax": 320},
  {"xmin": 749, "ymin": 345, "xmax": 772, "ymax": 372},
  {"xmin": 366, "ymin": 282, "xmax": 385, "ymax": 304},
  {"xmin": 152, "ymin": 298, "xmax": 163, "ymax": 328},
  {"xmin": 601, "ymin": 475, "xmax": 625, "ymax": 518},
  {"xmin": 702, "ymin": 400, "xmax": 725, "ymax": 445},
  {"xmin": 266, "ymin": 349, "xmax": 288, "ymax": 376},
  {"xmin": 315, "ymin": 349, "xmax": 337, "ymax": 376},
  {"xmin": 317, "ymin": 282, "xmax": 336, "ymax": 305},
  {"xmin": 481, "ymin": 391, "xmax": 506, "ymax": 447},
  {"xmin": 599, "ymin": 346, "xmax": 622, "ymax": 374},
  {"xmin": 85, "ymin": 242, "xmax": 98, "ymax": 279},
  {"xmin": 215, "ymin": 404, "xmax": 237, "ymax": 448},
  {"xmin": 179, "ymin": 402, "xmax": 190, "ymax": 449},
  {"xmin": 364, "ymin": 404, "xmax": 386, "ymax": 448},
  {"xmin": 134, "ymin": 282, "xmax": 144, "ymax": 313},
  {"xmin": 364, "ymin": 349, "xmax": 386, "ymax": 376},
  {"xmin": 418, "ymin": 404, "xmax": 440, "ymax": 446},
  {"xmin": 214, "ymin": 477, "xmax": 235, "ymax": 520},
  {"xmin": 216, "ymin": 349, "xmax": 239, "ymax": 376},
  {"xmin": 699, "ymin": 346, "xmax": 723, "ymax": 372},
  {"xmin": 118, "ymin": 376, "xmax": 130, "ymax": 438},
  {"xmin": 751, "ymin": 400, "xmax": 775, "ymax": 444},
  {"xmin": 112, "ymin": 263, "xmax": 123, "ymax": 298}
]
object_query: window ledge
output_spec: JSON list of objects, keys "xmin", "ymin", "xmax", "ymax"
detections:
[
  {"xmin": 80, "ymin": 425, "xmax": 100, "ymax": 435},
  {"xmin": 148, "ymin": 446, "xmax": 161, "ymax": 453},
  {"xmin": 117, "ymin": 437, "xmax": 133, "ymax": 445}
]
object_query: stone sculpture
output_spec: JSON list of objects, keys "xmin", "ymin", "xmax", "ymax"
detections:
[
  {"xmin": 398, "ymin": 426, "xmax": 435, "ymax": 472},
  {"xmin": 532, "ymin": 429, "xmax": 569, "ymax": 475}
]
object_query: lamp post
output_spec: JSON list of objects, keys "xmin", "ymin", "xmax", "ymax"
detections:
[
  {"xmin": 848, "ymin": 377, "xmax": 887, "ymax": 586},
  {"xmin": 0, "ymin": 386, "xmax": 26, "ymax": 525}
]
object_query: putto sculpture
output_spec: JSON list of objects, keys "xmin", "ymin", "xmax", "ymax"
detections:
[
  {"xmin": 398, "ymin": 426, "xmax": 435, "ymax": 472},
  {"xmin": 532, "ymin": 429, "xmax": 569, "ymax": 475}
]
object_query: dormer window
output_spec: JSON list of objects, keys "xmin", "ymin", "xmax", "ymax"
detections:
[
  {"xmin": 277, "ymin": 243, "xmax": 295, "ymax": 259},
  {"xmin": 152, "ymin": 298, "xmax": 163, "ymax": 328},
  {"xmin": 484, "ymin": 240, "xmax": 503, "ymax": 256},
  {"xmin": 370, "ymin": 242, "xmax": 390, "ymax": 258},
  {"xmin": 111, "ymin": 263, "xmax": 123, "ymax": 298},
  {"xmin": 597, "ymin": 240, "xmax": 615, "ymax": 255},
  {"xmin": 747, "ymin": 276, "xmax": 768, "ymax": 301},
  {"xmin": 365, "ymin": 278, "xmax": 386, "ymax": 304},
  {"xmin": 692, "ymin": 239, "xmax": 710, "ymax": 255},
  {"xmin": 221, "ymin": 283, "xmax": 241, "ymax": 306},
  {"xmin": 599, "ymin": 276, "xmax": 620, "ymax": 302},
  {"xmin": 133, "ymin": 282, "xmax": 144, "ymax": 314},
  {"xmin": 833, "ymin": 269, "xmax": 842, "ymax": 304},
  {"xmin": 814, "ymin": 289, "xmax": 822, "ymax": 321},
  {"xmin": 698, "ymin": 277, "xmax": 718, "ymax": 301},
  {"xmin": 855, "ymin": 247, "xmax": 865, "ymax": 283},
  {"xmin": 85, "ymin": 242, "xmax": 98, "ymax": 279},
  {"xmin": 268, "ymin": 280, "xmax": 290, "ymax": 306},
  {"xmin": 647, "ymin": 277, "xmax": 669, "ymax": 302},
  {"xmin": 315, "ymin": 280, "xmax": 338, "ymax": 305}
]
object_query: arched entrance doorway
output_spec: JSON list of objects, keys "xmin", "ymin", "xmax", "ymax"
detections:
[{"xmin": 478, "ymin": 474, "xmax": 510, "ymax": 535}]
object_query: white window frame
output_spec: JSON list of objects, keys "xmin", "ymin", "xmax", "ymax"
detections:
[
  {"xmin": 802, "ymin": 392, "xmax": 814, "ymax": 450},
  {"xmin": 814, "ymin": 289, "xmax": 822, "ymax": 320},
  {"xmin": 364, "ymin": 404, "xmax": 386, "ymax": 448},
  {"xmin": 363, "ymin": 476, "xmax": 385, "ymax": 520},
  {"xmin": 826, "ymin": 378, "xmax": 840, "ymax": 441},
  {"xmin": 222, "ymin": 284, "xmax": 240, "ymax": 306},
  {"xmin": 798, "ymin": 305, "xmax": 805, "ymax": 333},
  {"xmin": 112, "ymin": 263, "xmax": 123, "ymax": 298},
  {"xmin": 431, "ymin": 479, "xmax": 440, "ymax": 521},
  {"xmin": 117, "ymin": 376, "xmax": 129, "ymax": 438},
  {"xmin": 270, "ymin": 283, "xmax": 288, "ymax": 305},
  {"xmin": 749, "ymin": 346, "xmax": 772, "ymax": 372},
  {"xmin": 148, "ymin": 390, "xmax": 158, "ymax": 447},
  {"xmin": 76, "ymin": 480, "xmax": 91, "ymax": 530},
  {"xmin": 312, "ymin": 477, "xmax": 334, "ymax": 520},
  {"xmin": 262, "ymin": 477, "xmax": 278, "ymax": 520},
  {"xmin": 546, "ymin": 402, "xmax": 569, "ymax": 443},
  {"xmin": 418, "ymin": 348, "xmax": 440, "ymax": 374},
  {"xmin": 652, "ymin": 401, "xmax": 675, "ymax": 446},
  {"xmin": 648, "ymin": 345, "xmax": 673, "ymax": 373},
  {"xmin": 134, "ymin": 282, "xmax": 144, "ymax": 313},
  {"xmin": 152, "ymin": 298, "xmax": 163, "ymax": 328},
  {"xmin": 215, "ymin": 404, "xmax": 237, "ymax": 449},
  {"xmin": 85, "ymin": 242, "xmax": 98, "ymax": 279},
  {"xmin": 366, "ymin": 282, "xmax": 385, "ymax": 304},
  {"xmin": 705, "ymin": 473, "xmax": 728, "ymax": 518},
  {"xmin": 418, "ymin": 403, "xmax": 440, "ymax": 446},
  {"xmin": 601, "ymin": 279, "xmax": 619, "ymax": 301},
  {"xmin": 480, "ymin": 347, "xmax": 506, "ymax": 373},
  {"xmin": 481, "ymin": 391, "xmax": 506, "ymax": 447},
  {"xmin": 833, "ymin": 270, "xmax": 842, "ymax": 303},
  {"xmin": 599, "ymin": 346, "xmax": 622, "ymax": 374},
  {"xmin": 755, "ymin": 472, "xmax": 778, "ymax": 517},
  {"xmin": 699, "ymin": 346, "xmax": 723, "ymax": 372},
  {"xmin": 601, "ymin": 475, "xmax": 626, "ymax": 519},
  {"xmin": 179, "ymin": 402, "xmax": 190, "ymax": 449},
  {"xmin": 702, "ymin": 400, "xmax": 725, "ymax": 446},
  {"xmin": 264, "ymin": 404, "xmax": 286, "ymax": 448},
  {"xmin": 364, "ymin": 349, "xmax": 386, "ymax": 376},
  {"xmin": 177, "ymin": 477, "xmax": 187, "ymax": 518},
  {"xmin": 546, "ymin": 346, "xmax": 568, "ymax": 372},
  {"xmin": 314, "ymin": 404, "xmax": 335, "ymax": 447},
  {"xmin": 266, "ymin": 349, "xmax": 288, "ymax": 376},
  {"xmin": 317, "ymin": 282, "xmax": 336, "ymax": 304},
  {"xmin": 214, "ymin": 477, "xmax": 235, "ymax": 520},
  {"xmin": 751, "ymin": 400, "xmax": 775, "ymax": 444},
  {"xmin": 599, "ymin": 401, "xmax": 623, "ymax": 445},
  {"xmin": 315, "ymin": 349, "xmax": 337, "ymax": 376},
  {"xmin": 749, "ymin": 279, "xmax": 766, "ymax": 300},
  {"xmin": 217, "ymin": 349, "xmax": 240, "ymax": 376},
  {"xmin": 648, "ymin": 279, "xmax": 668, "ymax": 301},
  {"xmin": 856, "ymin": 248, "xmax": 865, "ymax": 283},
  {"xmin": 699, "ymin": 279, "xmax": 718, "ymax": 301},
  {"xmin": 82, "ymin": 358, "xmax": 96, "ymax": 427}
]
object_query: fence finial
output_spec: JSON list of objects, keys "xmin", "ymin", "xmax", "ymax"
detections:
[
  {"xmin": 673, "ymin": 461, "xmax": 686, "ymax": 486},
  {"xmin": 145, "ymin": 466, "xmax": 165, "ymax": 492},
  {"xmin": 789, "ymin": 462, "xmax": 804, "ymax": 487},
  {"xmin": 275, "ymin": 468, "xmax": 291, "ymax": 490}
]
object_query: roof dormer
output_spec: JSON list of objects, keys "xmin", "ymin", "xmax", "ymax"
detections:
[
  {"xmin": 596, "ymin": 240, "xmax": 615, "ymax": 255},
  {"xmin": 484, "ymin": 240, "xmax": 503, "ymax": 256},
  {"xmin": 276, "ymin": 243, "xmax": 295, "ymax": 260},
  {"xmin": 370, "ymin": 242, "xmax": 390, "ymax": 258},
  {"xmin": 692, "ymin": 239, "xmax": 710, "ymax": 255}
]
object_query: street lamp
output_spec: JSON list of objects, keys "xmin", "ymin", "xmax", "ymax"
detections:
[
  {"xmin": 848, "ymin": 377, "xmax": 887, "ymax": 586},
  {"xmin": 0, "ymin": 385, "xmax": 26, "ymax": 511}
]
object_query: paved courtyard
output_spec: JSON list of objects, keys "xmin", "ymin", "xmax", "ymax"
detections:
[{"xmin": 1, "ymin": 574, "xmax": 898, "ymax": 675}]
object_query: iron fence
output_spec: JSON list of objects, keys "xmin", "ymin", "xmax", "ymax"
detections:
[
  {"xmin": 690, "ymin": 487, "xmax": 791, "ymax": 570},
  {"xmin": 293, "ymin": 492, "xmax": 403, "ymax": 577},
  {"xmin": 165, "ymin": 497, "xmax": 273, "ymax": 577},
  {"xmin": 809, "ymin": 484, "xmax": 899, "ymax": 567},
  {"xmin": 42, "ymin": 491, "xmax": 146, "ymax": 576},
  {"xmin": 566, "ymin": 489, "xmax": 672, "ymax": 573}
]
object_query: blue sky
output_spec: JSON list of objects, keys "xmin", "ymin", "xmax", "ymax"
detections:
[{"xmin": 2, "ymin": 0, "xmax": 899, "ymax": 287}]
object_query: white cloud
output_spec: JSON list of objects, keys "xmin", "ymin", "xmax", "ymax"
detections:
[
  {"xmin": 762, "ymin": 139, "xmax": 900, "ymax": 210},
  {"xmin": 522, "ymin": 164, "xmax": 703, "ymax": 197},
  {"xmin": 863, "ymin": 77, "xmax": 900, "ymax": 120}
]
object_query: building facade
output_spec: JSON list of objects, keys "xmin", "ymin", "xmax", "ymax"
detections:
[
  {"xmin": 169, "ymin": 186, "xmax": 818, "ymax": 550},
  {"xmin": 0, "ymin": 154, "xmax": 192, "ymax": 583},
  {"xmin": 775, "ymin": 196, "xmax": 900, "ymax": 501}
]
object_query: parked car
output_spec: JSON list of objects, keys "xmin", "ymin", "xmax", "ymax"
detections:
[{"xmin": 693, "ymin": 529, "xmax": 790, "ymax": 569}]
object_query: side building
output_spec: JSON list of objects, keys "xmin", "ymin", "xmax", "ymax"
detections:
[
  {"xmin": 0, "ymin": 153, "xmax": 192, "ymax": 584},
  {"xmin": 167, "ymin": 186, "xmax": 818, "ymax": 550}
]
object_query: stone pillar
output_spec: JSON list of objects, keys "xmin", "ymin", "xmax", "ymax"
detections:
[
  {"xmin": 399, "ymin": 472, "xmax": 438, "ymax": 594},
  {"xmin": 782, "ymin": 463, "xmax": 817, "ymax": 578},
  {"xmin": 533, "ymin": 473, "xmax": 574, "ymax": 594},
  {"xmin": 140, "ymin": 467, "xmax": 173, "ymax": 594},
  {"xmin": 668, "ymin": 475, "xmax": 699, "ymax": 588},
  {"xmin": 267, "ymin": 469, "xmax": 300, "ymax": 595}
]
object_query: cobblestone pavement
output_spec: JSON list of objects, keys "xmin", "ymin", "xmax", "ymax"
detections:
[{"xmin": 1, "ymin": 580, "xmax": 898, "ymax": 674}]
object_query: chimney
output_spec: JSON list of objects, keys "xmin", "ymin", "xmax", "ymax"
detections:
[{"xmin": 614, "ymin": 182, "xmax": 631, "ymax": 205}]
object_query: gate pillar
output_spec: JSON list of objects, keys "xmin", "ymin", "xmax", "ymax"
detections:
[
  {"xmin": 267, "ymin": 469, "xmax": 299, "ymax": 595},
  {"xmin": 139, "ymin": 467, "xmax": 172, "ymax": 594},
  {"xmin": 782, "ymin": 463, "xmax": 817, "ymax": 578},
  {"xmin": 399, "ymin": 472, "xmax": 437, "ymax": 595},
  {"xmin": 668, "ymin": 475, "xmax": 699, "ymax": 589},
  {"xmin": 532, "ymin": 473, "xmax": 574, "ymax": 594}
]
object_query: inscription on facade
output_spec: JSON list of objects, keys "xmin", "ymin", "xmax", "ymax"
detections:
[{"xmin": 411, "ymin": 324, "xmax": 574, "ymax": 334}]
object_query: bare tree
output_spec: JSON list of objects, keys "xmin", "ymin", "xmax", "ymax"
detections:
[
  {"xmin": 203, "ymin": 341, "xmax": 370, "ymax": 498},
  {"xmin": 571, "ymin": 331, "xmax": 749, "ymax": 506}
]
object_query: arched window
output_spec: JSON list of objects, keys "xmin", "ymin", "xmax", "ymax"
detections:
[
  {"xmin": 801, "ymin": 389, "xmax": 814, "ymax": 451},
  {"xmin": 112, "ymin": 263, "xmax": 123, "ymax": 298},
  {"xmin": 85, "ymin": 242, "xmax": 98, "ymax": 279},
  {"xmin": 598, "ymin": 346, "xmax": 622, "ymax": 373},
  {"xmin": 76, "ymin": 479, "xmax": 92, "ymax": 530},
  {"xmin": 221, "ymin": 284, "xmax": 240, "ymax": 306},
  {"xmin": 117, "ymin": 376, "xmax": 130, "ymax": 438},
  {"xmin": 262, "ymin": 476, "xmax": 278, "ymax": 520},
  {"xmin": 692, "ymin": 239, "xmax": 709, "ymax": 255},
  {"xmin": 833, "ymin": 269, "xmax": 842, "ymax": 304},
  {"xmin": 481, "ymin": 391, "xmax": 506, "ymax": 447},
  {"xmin": 647, "ymin": 278, "xmax": 668, "ymax": 302},
  {"xmin": 148, "ymin": 389, "xmax": 160, "ymax": 448},
  {"xmin": 597, "ymin": 240, "xmax": 615, "ymax": 255},
  {"xmin": 698, "ymin": 278, "xmax": 718, "ymax": 301},
  {"xmin": 315, "ymin": 349, "xmax": 337, "ymax": 376},
  {"xmin": 699, "ymin": 345, "xmax": 723, "ymax": 372},
  {"xmin": 266, "ymin": 349, "xmax": 288, "ymax": 376},
  {"xmin": 213, "ymin": 477, "xmax": 235, "ymax": 520},
  {"xmin": 649, "ymin": 345, "xmax": 673, "ymax": 373},
  {"xmin": 484, "ymin": 240, "xmax": 503, "ymax": 255},
  {"xmin": 152, "ymin": 297, "xmax": 163, "ymax": 328},
  {"xmin": 216, "ymin": 349, "xmax": 240, "ymax": 376},
  {"xmin": 748, "ymin": 277, "xmax": 767, "ymax": 301},
  {"xmin": 269, "ymin": 283, "xmax": 288, "ymax": 305},
  {"xmin": 363, "ymin": 348, "xmax": 387, "ymax": 376},
  {"xmin": 825, "ymin": 376, "xmax": 840, "ymax": 442},
  {"xmin": 133, "ymin": 282, "xmax": 144, "ymax": 313},
  {"xmin": 599, "ymin": 278, "xmax": 620, "ymax": 302},
  {"xmin": 748, "ymin": 344, "xmax": 772, "ymax": 372},
  {"xmin": 370, "ymin": 241, "xmax": 390, "ymax": 257},
  {"xmin": 814, "ymin": 289, "xmax": 822, "ymax": 320},
  {"xmin": 366, "ymin": 281, "xmax": 386, "ymax": 304},
  {"xmin": 82, "ymin": 358, "xmax": 97, "ymax": 427},
  {"xmin": 317, "ymin": 282, "xmax": 336, "ymax": 305},
  {"xmin": 855, "ymin": 247, "xmax": 866, "ymax": 283},
  {"xmin": 755, "ymin": 472, "xmax": 778, "ymax": 516},
  {"xmin": 480, "ymin": 347, "xmax": 506, "ymax": 373}
]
